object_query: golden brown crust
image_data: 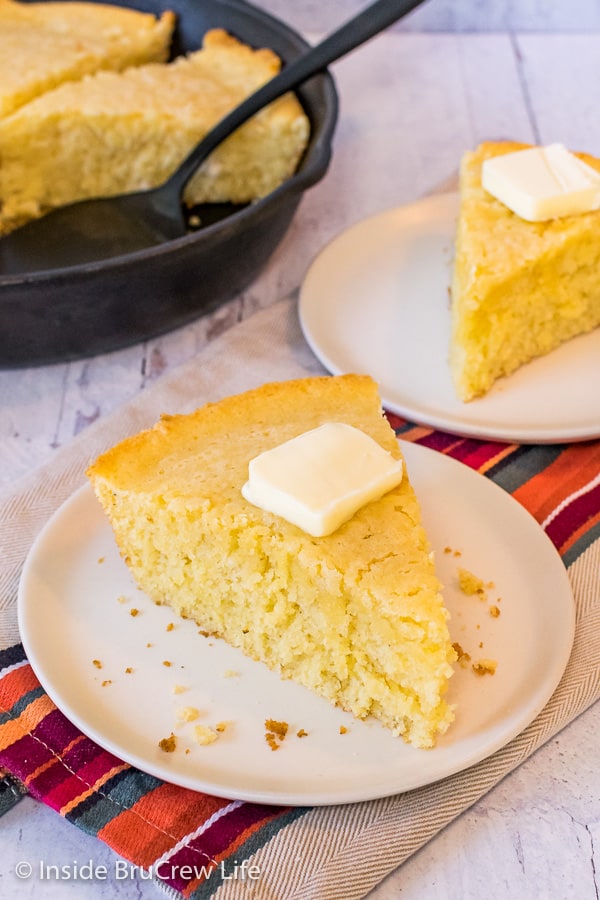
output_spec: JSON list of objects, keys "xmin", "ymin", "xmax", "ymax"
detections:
[
  {"xmin": 0, "ymin": 23, "xmax": 310, "ymax": 232},
  {"xmin": 0, "ymin": 1, "xmax": 175, "ymax": 118}
]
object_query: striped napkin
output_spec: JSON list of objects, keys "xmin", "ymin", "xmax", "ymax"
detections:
[{"xmin": 1, "ymin": 298, "xmax": 599, "ymax": 899}]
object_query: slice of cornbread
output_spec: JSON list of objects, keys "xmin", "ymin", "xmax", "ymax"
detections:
[
  {"xmin": 87, "ymin": 375, "xmax": 455, "ymax": 749},
  {"xmin": 450, "ymin": 141, "xmax": 600, "ymax": 401},
  {"xmin": 0, "ymin": 0, "xmax": 175, "ymax": 118},
  {"xmin": 0, "ymin": 28, "xmax": 310, "ymax": 235}
]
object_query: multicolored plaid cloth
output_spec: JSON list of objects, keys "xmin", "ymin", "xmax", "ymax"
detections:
[{"xmin": 2, "ymin": 413, "xmax": 599, "ymax": 898}]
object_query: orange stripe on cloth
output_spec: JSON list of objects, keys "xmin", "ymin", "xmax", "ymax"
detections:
[
  {"xmin": 479, "ymin": 443, "xmax": 518, "ymax": 474},
  {"xmin": 98, "ymin": 783, "xmax": 228, "ymax": 867},
  {"xmin": 513, "ymin": 443, "xmax": 600, "ymax": 523},
  {"xmin": 0, "ymin": 663, "xmax": 43, "ymax": 706},
  {"xmin": 60, "ymin": 763, "xmax": 129, "ymax": 816},
  {"xmin": 0, "ymin": 694, "xmax": 56, "ymax": 750}
]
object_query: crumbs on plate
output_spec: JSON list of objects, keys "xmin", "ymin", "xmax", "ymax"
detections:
[
  {"xmin": 194, "ymin": 725, "xmax": 218, "ymax": 746},
  {"xmin": 265, "ymin": 719, "xmax": 288, "ymax": 751},
  {"xmin": 472, "ymin": 659, "xmax": 498, "ymax": 676},
  {"xmin": 158, "ymin": 733, "xmax": 177, "ymax": 753}
]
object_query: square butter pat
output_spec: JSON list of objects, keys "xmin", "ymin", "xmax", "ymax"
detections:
[
  {"xmin": 241, "ymin": 422, "xmax": 403, "ymax": 537},
  {"xmin": 481, "ymin": 143, "xmax": 600, "ymax": 221}
]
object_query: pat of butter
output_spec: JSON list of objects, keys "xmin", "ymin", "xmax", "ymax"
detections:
[
  {"xmin": 481, "ymin": 143, "xmax": 600, "ymax": 221},
  {"xmin": 241, "ymin": 422, "xmax": 403, "ymax": 537}
]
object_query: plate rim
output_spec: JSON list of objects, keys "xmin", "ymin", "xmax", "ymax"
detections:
[{"xmin": 17, "ymin": 442, "xmax": 576, "ymax": 805}]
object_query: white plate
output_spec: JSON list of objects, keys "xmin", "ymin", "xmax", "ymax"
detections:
[
  {"xmin": 299, "ymin": 193, "xmax": 600, "ymax": 443},
  {"xmin": 18, "ymin": 442, "xmax": 574, "ymax": 806}
]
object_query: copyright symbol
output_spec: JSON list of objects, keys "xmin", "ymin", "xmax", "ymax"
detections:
[{"xmin": 15, "ymin": 861, "xmax": 32, "ymax": 879}]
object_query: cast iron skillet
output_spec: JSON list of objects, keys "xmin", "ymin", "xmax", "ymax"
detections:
[{"xmin": 0, "ymin": 0, "xmax": 338, "ymax": 366}]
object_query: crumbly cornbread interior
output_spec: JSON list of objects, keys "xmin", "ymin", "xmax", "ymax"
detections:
[
  {"xmin": 0, "ymin": 23, "xmax": 310, "ymax": 234},
  {"xmin": 450, "ymin": 141, "xmax": 600, "ymax": 401},
  {"xmin": 0, "ymin": 0, "xmax": 175, "ymax": 118},
  {"xmin": 87, "ymin": 375, "xmax": 456, "ymax": 749}
]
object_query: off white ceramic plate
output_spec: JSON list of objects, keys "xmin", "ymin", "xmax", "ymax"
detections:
[
  {"xmin": 299, "ymin": 192, "xmax": 600, "ymax": 443},
  {"xmin": 18, "ymin": 442, "xmax": 574, "ymax": 806}
]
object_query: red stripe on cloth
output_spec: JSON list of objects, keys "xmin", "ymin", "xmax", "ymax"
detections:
[
  {"xmin": 559, "ymin": 507, "xmax": 600, "ymax": 557},
  {"xmin": 545, "ymin": 481, "xmax": 600, "ymax": 552},
  {"xmin": 446, "ymin": 438, "xmax": 517, "ymax": 472},
  {"xmin": 25, "ymin": 708, "xmax": 124, "ymax": 805},
  {"xmin": 26, "ymin": 736, "xmax": 86, "ymax": 786},
  {"xmin": 513, "ymin": 443, "xmax": 600, "ymax": 523},
  {"xmin": 181, "ymin": 805, "xmax": 291, "ymax": 897},
  {"xmin": 0, "ymin": 732, "xmax": 57, "ymax": 789},
  {"xmin": 98, "ymin": 784, "xmax": 228, "ymax": 868},
  {"xmin": 414, "ymin": 431, "xmax": 464, "ymax": 454},
  {"xmin": 384, "ymin": 412, "xmax": 409, "ymax": 431}
]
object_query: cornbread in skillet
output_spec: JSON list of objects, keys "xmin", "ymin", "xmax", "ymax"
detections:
[
  {"xmin": 450, "ymin": 141, "xmax": 600, "ymax": 401},
  {"xmin": 0, "ymin": 0, "xmax": 175, "ymax": 118},
  {"xmin": 87, "ymin": 375, "xmax": 455, "ymax": 749},
  {"xmin": 0, "ymin": 28, "xmax": 310, "ymax": 235}
]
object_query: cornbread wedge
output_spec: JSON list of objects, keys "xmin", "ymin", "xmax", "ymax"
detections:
[
  {"xmin": 0, "ymin": 28, "xmax": 310, "ymax": 235},
  {"xmin": 0, "ymin": 0, "xmax": 175, "ymax": 118},
  {"xmin": 87, "ymin": 375, "xmax": 455, "ymax": 749},
  {"xmin": 450, "ymin": 141, "xmax": 600, "ymax": 401}
]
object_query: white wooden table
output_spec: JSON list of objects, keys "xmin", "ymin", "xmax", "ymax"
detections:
[{"xmin": 2, "ymin": 4, "xmax": 600, "ymax": 898}]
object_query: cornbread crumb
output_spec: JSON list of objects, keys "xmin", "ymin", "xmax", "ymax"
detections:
[
  {"xmin": 265, "ymin": 719, "xmax": 288, "ymax": 751},
  {"xmin": 215, "ymin": 722, "xmax": 228, "ymax": 733},
  {"xmin": 458, "ymin": 568, "xmax": 487, "ymax": 598},
  {"xmin": 101, "ymin": 680, "xmax": 112, "ymax": 687},
  {"xmin": 92, "ymin": 659, "xmax": 102, "ymax": 669},
  {"xmin": 125, "ymin": 667, "xmax": 134, "ymax": 674},
  {"xmin": 172, "ymin": 684, "xmax": 187, "ymax": 694},
  {"xmin": 158, "ymin": 733, "xmax": 177, "ymax": 752},
  {"xmin": 265, "ymin": 733, "xmax": 281, "ymax": 752},
  {"xmin": 452, "ymin": 642, "xmax": 472, "ymax": 669},
  {"xmin": 162, "ymin": 660, "xmax": 172, "ymax": 667},
  {"xmin": 194, "ymin": 725, "xmax": 218, "ymax": 746},
  {"xmin": 117, "ymin": 594, "xmax": 129, "ymax": 604},
  {"xmin": 98, "ymin": 556, "xmax": 105, "ymax": 564},
  {"xmin": 339, "ymin": 725, "xmax": 348, "ymax": 735},
  {"xmin": 130, "ymin": 608, "xmax": 140, "ymax": 617},
  {"xmin": 296, "ymin": 728, "xmax": 309, "ymax": 738},
  {"xmin": 472, "ymin": 658, "xmax": 497, "ymax": 676},
  {"xmin": 223, "ymin": 669, "xmax": 239, "ymax": 678},
  {"xmin": 489, "ymin": 605, "xmax": 501, "ymax": 618},
  {"xmin": 166, "ymin": 622, "xmax": 175, "ymax": 632},
  {"xmin": 265, "ymin": 719, "xmax": 288, "ymax": 739},
  {"xmin": 146, "ymin": 642, "xmax": 153, "ymax": 648},
  {"xmin": 176, "ymin": 706, "xmax": 200, "ymax": 723}
]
